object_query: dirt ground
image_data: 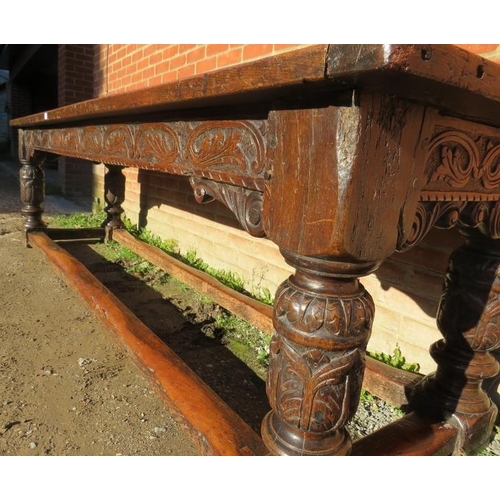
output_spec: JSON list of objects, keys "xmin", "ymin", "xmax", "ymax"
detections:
[
  {"xmin": 0, "ymin": 161, "xmax": 204, "ymax": 456},
  {"xmin": 1, "ymin": 158, "xmax": 498, "ymax": 458},
  {"xmin": 0, "ymin": 157, "xmax": 278, "ymax": 457}
]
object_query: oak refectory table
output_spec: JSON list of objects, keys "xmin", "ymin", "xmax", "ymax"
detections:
[{"xmin": 11, "ymin": 44, "xmax": 500, "ymax": 455}]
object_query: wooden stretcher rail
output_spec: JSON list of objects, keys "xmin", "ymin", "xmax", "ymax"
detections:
[
  {"xmin": 44, "ymin": 226, "xmax": 424, "ymax": 409},
  {"xmin": 14, "ymin": 44, "xmax": 500, "ymax": 455},
  {"xmin": 352, "ymin": 412, "xmax": 458, "ymax": 456},
  {"xmin": 112, "ymin": 228, "xmax": 424, "ymax": 409},
  {"xmin": 36, "ymin": 227, "xmax": 437, "ymax": 455},
  {"xmin": 29, "ymin": 231, "xmax": 268, "ymax": 456}
]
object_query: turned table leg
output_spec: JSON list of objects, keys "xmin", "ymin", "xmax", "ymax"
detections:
[
  {"xmin": 19, "ymin": 153, "xmax": 47, "ymax": 235},
  {"xmin": 261, "ymin": 251, "xmax": 376, "ymax": 455},
  {"xmin": 102, "ymin": 165, "xmax": 126, "ymax": 241},
  {"xmin": 412, "ymin": 228, "xmax": 500, "ymax": 453}
]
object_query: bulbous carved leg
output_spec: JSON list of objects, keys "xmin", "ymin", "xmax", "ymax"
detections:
[
  {"xmin": 19, "ymin": 156, "xmax": 46, "ymax": 234},
  {"xmin": 102, "ymin": 165, "xmax": 125, "ymax": 241},
  {"xmin": 261, "ymin": 252, "xmax": 376, "ymax": 456},
  {"xmin": 411, "ymin": 229, "xmax": 500, "ymax": 453}
]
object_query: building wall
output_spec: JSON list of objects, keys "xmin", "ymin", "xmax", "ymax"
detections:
[
  {"xmin": 93, "ymin": 44, "xmax": 305, "ymax": 96},
  {"xmin": 58, "ymin": 45, "xmax": 95, "ymax": 200},
  {"xmin": 88, "ymin": 44, "xmax": 500, "ymax": 375},
  {"xmin": 91, "ymin": 44, "xmax": 305, "ymax": 296},
  {"xmin": 7, "ymin": 79, "xmax": 32, "ymax": 157}
]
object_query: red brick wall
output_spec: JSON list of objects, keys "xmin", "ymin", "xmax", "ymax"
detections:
[
  {"xmin": 58, "ymin": 45, "xmax": 94, "ymax": 106},
  {"xmin": 87, "ymin": 44, "xmax": 499, "ymax": 374},
  {"xmin": 93, "ymin": 44, "xmax": 303, "ymax": 96},
  {"xmin": 58, "ymin": 45, "xmax": 95, "ymax": 200}
]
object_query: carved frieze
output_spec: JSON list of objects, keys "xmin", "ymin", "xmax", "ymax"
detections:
[
  {"xmin": 421, "ymin": 124, "xmax": 500, "ymax": 202},
  {"xmin": 397, "ymin": 200, "xmax": 500, "ymax": 251},
  {"xmin": 398, "ymin": 118, "xmax": 500, "ymax": 251},
  {"xmin": 21, "ymin": 120, "xmax": 267, "ymax": 191}
]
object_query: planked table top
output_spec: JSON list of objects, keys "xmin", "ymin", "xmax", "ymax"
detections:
[{"xmin": 11, "ymin": 44, "xmax": 500, "ymax": 129}]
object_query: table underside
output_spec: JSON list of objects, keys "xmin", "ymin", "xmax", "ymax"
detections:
[{"xmin": 12, "ymin": 44, "xmax": 500, "ymax": 454}]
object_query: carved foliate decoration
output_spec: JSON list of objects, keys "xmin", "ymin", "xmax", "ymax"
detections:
[
  {"xmin": 20, "ymin": 162, "xmax": 45, "ymax": 207},
  {"xmin": 189, "ymin": 177, "xmax": 265, "ymax": 237},
  {"xmin": 273, "ymin": 280, "xmax": 374, "ymax": 347},
  {"xmin": 19, "ymin": 157, "xmax": 47, "ymax": 232},
  {"xmin": 421, "ymin": 127, "xmax": 500, "ymax": 200},
  {"xmin": 411, "ymin": 237, "xmax": 500, "ymax": 442},
  {"xmin": 438, "ymin": 245, "xmax": 500, "ymax": 353},
  {"xmin": 21, "ymin": 120, "xmax": 267, "ymax": 191},
  {"xmin": 186, "ymin": 121, "xmax": 265, "ymax": 176},
  {"xmin": 266, "ymin": 276, "xmax": 373, "ymax": 438},
  {"xmin": 267, "ymin": 336, "xmax": 362, "ymax": 433},
  {"xmin": 397, "ymin": 200, "xmax": 500, "ymax": 251}
]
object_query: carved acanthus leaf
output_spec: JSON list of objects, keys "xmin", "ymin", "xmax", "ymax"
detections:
[
  {"xmin": 274, "ymin": 281, "xmax": 374, "ymax": 348},
  {"xmin": 424, "ymin": 128, "xmax": 500, "ymax": 193},
  {"xmin": 187, "ymin": 121, "xmax": 265, "ymax": 175},
  {"xmin": 267, "ymin": 335, "xmax": 360, "ymax": 433}
]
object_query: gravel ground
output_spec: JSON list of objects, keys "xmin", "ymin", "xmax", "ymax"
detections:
[{"xmin": 0, "ymin": 157, "xmax": 498, "ymax": 456}]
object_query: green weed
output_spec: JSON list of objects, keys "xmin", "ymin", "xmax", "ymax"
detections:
[
  {"xmin": 254, "ymin": 286, "xmax": 273, "ymax": 306},
  {"xmin": 359, "ymin": 388, "xmax": 375, "ymax": 402},
  {"xmin": 49, "ymin": 212, "xmax": 104, "ymax": 229},
  {"xmin": 124, "ymin": 218, "xmax": 178, "ymax": 254},
  {"xmin": 180, "ymin": 248, "xmax": 247, "ymax": 294},
  {"xmin": 215, "ymin": 314, "xmax": 271, "ymax": 369},
  {"xmin": 368, "ymin": 346, "xmax": 420, "ymax": 374}
]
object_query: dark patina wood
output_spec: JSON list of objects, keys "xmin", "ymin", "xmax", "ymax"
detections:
[
  {"xmin": 12, "ymin": 44, "xmax": 500, "ymax": 455},
  {"xmin": 352, "ymin": 412, "xmax": 458, "ymax": 456}
]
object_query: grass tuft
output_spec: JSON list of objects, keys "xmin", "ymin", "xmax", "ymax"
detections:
[
  {"xmin": 368, "ymin": 346, "xmax": 420, "ymax": 374},
  {"xmin": 48, "ymin": 212, "xmax": 104, "ymax": 229}
]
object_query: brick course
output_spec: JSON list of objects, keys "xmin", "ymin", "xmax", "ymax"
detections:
[
  {"xmin": 84, "ymin": 44, "xmax": 499, "ymax": 374},
  {"xmin": 58, "ymin": 45, "xmax": 95, "ymax": 200},
  {"xmin": 93, "ymin": 44, "xmax": 305, "ymax": 94}
]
